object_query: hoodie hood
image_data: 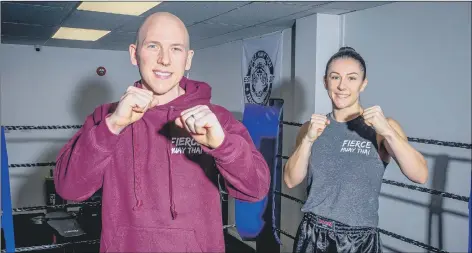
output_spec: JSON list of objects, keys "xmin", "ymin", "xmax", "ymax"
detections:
[{"xmin": 130, "ymin": 77, "xmax": 212, "ymax": 219}]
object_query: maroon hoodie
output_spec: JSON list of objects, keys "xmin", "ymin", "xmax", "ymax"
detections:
[{"xmin": 54, "ymin": 77, "xmax": 270, "ymax": 252}]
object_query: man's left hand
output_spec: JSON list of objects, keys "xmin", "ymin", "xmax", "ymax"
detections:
[
  {"xmin": 362, "ymin": 105, "xmax": 394, "ymax": 136},
  {"xmin": 175, "ymin": 105, "xmax": 225, "ymax": 149}
]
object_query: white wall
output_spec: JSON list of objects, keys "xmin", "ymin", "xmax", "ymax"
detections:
[
  {"xmin": 189, "ymin": 40, "xmax": 245, "ymax": 116},
  {"xmin": 0, "ymin": 44, "xmax": 139, "ymax": 209},
  {"xmin": 285, "ymin": 2, "xmax": 470, "ymax": 253}
]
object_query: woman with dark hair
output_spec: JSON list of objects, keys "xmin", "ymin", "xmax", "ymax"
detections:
[{"xmin": 284, "ymin": 47, "xmax": 428, "ymax": 253}]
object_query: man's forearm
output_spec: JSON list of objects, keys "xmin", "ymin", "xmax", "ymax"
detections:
[
  {"xmin": 55, "ymin": 115, "xmax": 119, "ymax": 201},
  {"xmin": 204, "ymin": 133, "xmax": 270, "ymax": 202}
]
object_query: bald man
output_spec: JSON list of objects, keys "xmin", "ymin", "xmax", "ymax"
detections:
[{"xmin": 54, "ymin": 12, "xmax": 270, "ymax": 252}]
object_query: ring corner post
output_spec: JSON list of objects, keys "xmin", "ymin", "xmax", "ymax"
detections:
[
  {"xmin": 1, "ymin": 126, "xmax": 16, "ymax": 253},
  {"xmin": 469, "ymin": 168, "xmax": 471, "ymax": 253}
]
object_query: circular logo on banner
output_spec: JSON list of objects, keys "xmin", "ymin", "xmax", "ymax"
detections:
[{"xmin": 243, "ymin": 50, "xmax": 274, "ymax": 105}]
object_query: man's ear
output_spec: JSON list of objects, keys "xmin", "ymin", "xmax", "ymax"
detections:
[
  {"xmin": 185, "ymin": 50, "xmax": 195, "ymax": 71},
  {"xmin": 129, "ymin": 44, "xmax": 138, "ymax": 66}
]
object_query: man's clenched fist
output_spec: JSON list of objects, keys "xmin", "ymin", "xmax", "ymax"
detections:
[
  {"xmin": 175, "ymin": 105, "xmax": 225, "ymax": 149},
  {"xmin": 106, "ymin": 86, "xmax": 159, "ymax": 134},
  {"xmin": 305, "ymin": 114, "xmax": 330, "ymax": 143}
]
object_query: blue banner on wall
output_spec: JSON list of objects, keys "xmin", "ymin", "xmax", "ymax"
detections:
[{"xmin": 235, "ymin": 102, "xmax": 282, "ymax": 240}]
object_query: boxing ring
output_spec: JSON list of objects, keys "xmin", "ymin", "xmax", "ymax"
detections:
[{"xmin": 2, "ymin": 99, "xmax": 471, "ymax": 253}]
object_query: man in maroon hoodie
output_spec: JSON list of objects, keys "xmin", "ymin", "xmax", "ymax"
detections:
[{"xmin": 54, "ymin": 12, "xmax": 270, "ymax": 252}]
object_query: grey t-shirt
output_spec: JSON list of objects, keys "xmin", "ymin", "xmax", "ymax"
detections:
[{"xmin": 300, "ymin": 113, "xmax": 388, "ymax": 228}]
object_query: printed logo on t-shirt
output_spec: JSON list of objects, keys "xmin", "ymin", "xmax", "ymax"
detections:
[
  {"xmin": 340, "ymin": 139, "xmax": 372, "ymax": 156},
  {"xmin": 171, "ymin": 137, "xmax": 203, "ymax": 155}
]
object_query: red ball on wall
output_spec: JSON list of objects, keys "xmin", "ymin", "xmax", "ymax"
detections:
[{"xmin": 96, "ymin": 66, "xmax": 106, "ymax": 76}]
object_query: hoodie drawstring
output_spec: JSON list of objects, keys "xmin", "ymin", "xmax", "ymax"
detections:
[
  {"xmin": 132, "ymin": 124, "xmax": 143, "ymax": 211},
  {"xmin": 127, "ymin": 78, "xmax": 208, "ymax": 217},
  {"xmin": 130, "ymin": 108, "xmax": 177, "ymax": 218},
  {"xmin": 131, "ymin": 81, "xmax": 143, "ymax": 211},
  {"xmin": 167, "ymin": 106, "xmax": 177, "ymax": 219}
]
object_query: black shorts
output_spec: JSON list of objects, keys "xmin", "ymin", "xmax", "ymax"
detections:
[{"xmin": 293, "ymin": 213, "xmax": 382, "ymax": 253}]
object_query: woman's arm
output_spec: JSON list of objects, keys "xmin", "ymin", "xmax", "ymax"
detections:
[
  {"xmin": 381, "ymin": 118, "xmax": 429, "ymax": 184},
  {"xmin": 284, "ymin": 122, "xmax": 313, "ymax": 188}
]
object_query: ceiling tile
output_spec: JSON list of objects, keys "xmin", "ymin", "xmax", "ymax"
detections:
[
  {"xmin": 1, "ymin": 23, "xmax": 57, "ymax": 38},
  {"xmin": 192, "ymin": 25, "xmax": 287, "ymax": 50},
  {"xmin": 0, "ymin": 0, "xmax": 393, "ymax": 51},
  {"xmin": 141, "ymin": 1, "xmax": 252, "ymax": 26},
  {"xmin": 1, "ymin": 2, "xmax": 70, "ymax": 27},
  {"xmin": 258, "ymin": 18, "xmax": 295, "ymax": 28},
  {"xmin": 257, "ymin": 2, "xmax": 338, "ymax": 27},
  {"xmin": 115, "ymin": 2, "xmax": 252, "ymax": 33},
  {"xmin": 321, "ymin": 1, "xmax": 392, "ymax": 11},
  {"xmin": 225, "ymin": 25, "xmax": 287, "ymax": 42},
  {"xmin": 259, "ymin": 9, "xmax": 317, "ymax": 27},
  {"xmin": 206, "ymin": 2, "xmax": 310, "ymax": 27},
  {"xmin": 188, "ymin": 22, "xmax": 245, "ymax": 40},
  {"xmin": 62, "ymin": 10, "xmax": 140, "ymax": 31},
  {"xmin": 311, "ymin": 7, "xmax": 351, "ymax": 15},
  {"xmin": 99, "ymin": 31, "xmax": 136, "ymax": 45},
  {"xmin": 6, "ymin": 1, "xmax": 79, "ymax": 8},
  {"xmin": 115, "ymin": 17, "xmax": 144, "ymax": 33},
  {"xmin": 278, "ymin": 1, "xmax": 332, "ymax": 7}
]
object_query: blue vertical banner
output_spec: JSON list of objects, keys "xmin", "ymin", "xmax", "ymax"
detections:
[
  {"xmin": 235, "ymin": 99, "xmax": 283, "ymax": 249},
  {"xmin": 1, "ymin": 127, "xmax": 15, "ymax": 252}
]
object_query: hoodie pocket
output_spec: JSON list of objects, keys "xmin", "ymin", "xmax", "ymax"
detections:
[{"xmin": 105, "ymin": 226, "xmax": 203, "ymax": 252}]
